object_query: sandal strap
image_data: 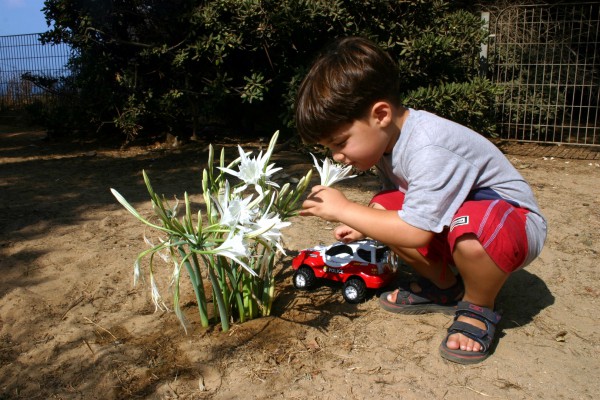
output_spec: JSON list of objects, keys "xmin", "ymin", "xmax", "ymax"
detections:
[
  {"xmin": 447, "ymin": 301, "xmax": 501, "ymax": 352},
  {"xmin": 455, "ymin": 301, "xmax": 501, "ymax": 325},
  {"xmin": 394, "ymin": 277, "xmax": 464, "ymax": 305},
  {"xmin": 447, "ymin": 321, "xmax": 495, "ymax": 352},
  {"xmin": 394, "ymin": 288, "xmax": 431, "ymax": 305}
]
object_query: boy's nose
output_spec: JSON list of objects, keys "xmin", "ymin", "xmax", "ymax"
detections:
[{"xmin": 332, "ymin": 152, "xmax": 346, "ymax": 164}]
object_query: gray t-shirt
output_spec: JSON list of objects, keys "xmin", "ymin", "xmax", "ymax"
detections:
[{"xmin": 377, "ymin": 109, "xmax": 546, "ymax": 264}]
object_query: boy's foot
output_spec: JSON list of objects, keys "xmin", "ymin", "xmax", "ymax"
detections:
[
  {"xmin": 439, "ymin": 301, "xmax": 501, "ymax": 364},
  {"xmin": 379, "ymin": 277, "xmax": 464, "ymax": 315}
]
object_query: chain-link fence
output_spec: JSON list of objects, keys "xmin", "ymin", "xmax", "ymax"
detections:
[
  {"xmin": 488, "ymin": 2, "xmax": 599, "ymax": 146},
  {"xmin": 2, "ymin": 4, "xmax": 599, "ymax": 147},
  {"xmin": 0, "ymin": 33, "xmax": 71, "ymax": 111}
]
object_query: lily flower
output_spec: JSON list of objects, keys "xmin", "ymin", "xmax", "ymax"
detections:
[
  {"xmin": 244, "ymin": 193, "xmax": 289, "ymax": 253},
  {"xmin": 213, "ymin": 181, "xmax": 260, "ymax": 229},
  {"xmin": 248, "ymin": 213, "xmax": 291, "ymax": 254},
  {"xmin": 213, "ymin": 232, "xmax": 255, "ymax": 276},
  {"xmin": 133, "ymin": 259, "xmax": 142, "ymax": 286},
  {"xmin": 310, "ymin": 153, "xmax": 356, "ymax": 186},
  {"xmin": 219, "ymin": 145, "xmax": 281, "ymax": 195},
  {"xmin": 150, "ymin": 273, "xmax": 169, "ymax": 312}
]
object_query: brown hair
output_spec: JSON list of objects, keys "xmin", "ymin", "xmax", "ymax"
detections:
[{"xmin": 295, "ymin": 37, "xmax": 401, "ymax": 143}]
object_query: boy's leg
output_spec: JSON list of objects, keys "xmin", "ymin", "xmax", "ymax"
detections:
[
  {"xmin": 448, "ymin": 233, "xmax": 508, "ymax": 352},
  {"xmin": 385, "ymin": 244, "xmax": 459, "ymax": 298},
  {"xmin": 370, "ymin": 191, "xmax": 461, "ymax": 302},
  {"xmin": 443, "ymin": 199, "xmax": 529, "ymax": 357},
  {"xmin": 374, "ymin": 190, "xmax": 530, "ymax": 360},
  {"xmin": 385, "ymin": 235, "xmax": 516, "ymax": 356}
]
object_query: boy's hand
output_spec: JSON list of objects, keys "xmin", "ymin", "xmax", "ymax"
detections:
[
  {"xmin": 300, "ymin": 185, "xmax": 349, "ymax": 222},
  {"xmin": 334, "ymin": 224, "xmax": 365, "ymax": 243}
]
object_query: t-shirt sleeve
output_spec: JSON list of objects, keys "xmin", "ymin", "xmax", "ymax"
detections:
[{"xmin": 398, "ymin": 145, "xmax": 479, "ymax": 233}]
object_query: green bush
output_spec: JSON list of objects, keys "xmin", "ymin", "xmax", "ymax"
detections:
[
  {"xmin": 402, "ymin": 77, "xmax": 502, "ymax": 136},
  {"xmin": 39, "ymin": 0, "xmax": 498, "ymax": 141}
]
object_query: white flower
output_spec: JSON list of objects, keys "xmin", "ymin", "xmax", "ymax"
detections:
[
  {"xmin": 213, "ymin": 181, "xmax": 260, "ymax": 229},
  {"xmin": 213, "ymin": 232, "xmax": 256, "ymax": 276},
  {"xmin": 133, "ymin": 259, "xmax": 142, "ymax": 286},
  {"xmin": 169, "ymin": 257, "xmax": 182, "ymax": 287},
  {"xmin": 310, "ymin": 153, "xmax": 356, "ymax": 186},
  {"xmin": 244, "ymin": 194, "xmax": 290, "ymax": 253},
  {"xmin": 150, "ymin": 273, "xmax": 169, "ymax": 312},
  {"xmin": 249, "ymin": 213, "xmax": 291, "ymax": 254},
  {"xmin": 219, "ymin": 145, "xmax": 281, "ymax": 195}
]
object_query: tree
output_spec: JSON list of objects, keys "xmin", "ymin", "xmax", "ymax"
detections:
[{"xmin": 40, "ymin": 0, "xmax": 498, "ymax": 142}]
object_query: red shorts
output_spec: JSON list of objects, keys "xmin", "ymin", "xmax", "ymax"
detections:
[{"xmin": 370, "ymin": 190, "xmax": 529, "ymax": 273}]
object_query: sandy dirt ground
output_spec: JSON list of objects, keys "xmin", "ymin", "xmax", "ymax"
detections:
[{"xmin": 1, "ymin": 127, "xmax": 599, "ymax": 399}]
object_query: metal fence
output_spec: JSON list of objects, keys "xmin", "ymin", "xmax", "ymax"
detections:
[
  {"xmin": 488, "ymin": 2, "xmax": 600, "ymax": 146},
  {"xmin": 0, "ymin": 33, "xmax": 71, "ymax": 110},
  {"xmin": 2, "ymin": 5, "xmax": 599, "ymax": 146}
]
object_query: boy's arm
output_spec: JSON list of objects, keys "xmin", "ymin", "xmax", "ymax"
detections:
[{"xmin": 301, "ymin": 186, "xmax": 434, "ymax": 248}]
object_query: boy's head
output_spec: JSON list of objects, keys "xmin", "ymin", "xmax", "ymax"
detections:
[{"xmin": 295, "ymin": 36, "xmax": 401, "ymax": 144}]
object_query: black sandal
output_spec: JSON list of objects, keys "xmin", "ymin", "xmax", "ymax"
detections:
[
  {"xmin": 439, "ymin": 301, "xmax": 502, "ymax": 364},
  {"xmin": 379, "ymin": 277, "xmax": 464, "ymax": 315}
]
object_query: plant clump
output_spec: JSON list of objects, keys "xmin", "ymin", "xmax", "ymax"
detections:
[{"xmin": 111, "ymin": 131, "xmax": 312, "ymax": 332}]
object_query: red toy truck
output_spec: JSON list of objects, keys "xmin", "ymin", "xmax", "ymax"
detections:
[{"xmin": 292, "ymin": 239, "xmax": 396, "ymax": 303}]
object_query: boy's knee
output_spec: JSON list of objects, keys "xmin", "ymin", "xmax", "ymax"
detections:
[
  {"xmin": 453, "ymin": 234, "xmax": 487, "ymax": 259},
  {"xmin": 370, "ymin": 202, "xmax": 386, "ymax": 210},
  {"xmin": 369, "ymin": 190, "xmax": 405, "ymax": 211}
]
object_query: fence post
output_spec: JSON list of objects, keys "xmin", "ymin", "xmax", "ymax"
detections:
[{"xmin": 480, "ymin": 11, "xmax": 490, "ymax": 77}]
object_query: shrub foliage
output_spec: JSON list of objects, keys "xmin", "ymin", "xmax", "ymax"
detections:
[{"xmin": 40, "ymin": 0, "xmax": 498, "ymax": 141}]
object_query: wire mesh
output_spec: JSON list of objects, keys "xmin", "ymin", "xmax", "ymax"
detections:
[
  {"xmin": 489, "ymin": 2, "xmax": 599, "ymax": 146},
  {"xmin": 0, "ymin": 33, "xmax": 71, "ymax": 110}
]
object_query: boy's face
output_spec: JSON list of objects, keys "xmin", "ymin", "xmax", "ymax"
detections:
[{"xmin": 319, "ymin": 117, "xmax": 393, "ymax": 171}]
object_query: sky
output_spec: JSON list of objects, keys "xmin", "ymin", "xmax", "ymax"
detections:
[{"xmin": 0, "ymin": 0, "xmax": 48, "ymax": 36}]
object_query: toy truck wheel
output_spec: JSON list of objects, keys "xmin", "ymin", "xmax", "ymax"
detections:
[
  {"xmin": 342, "ymin": 278, "xmax": 367, "ymax": 304},
  {"xmin": 293, "ymin": 266, "xmax": 316, "ymax": 290}
]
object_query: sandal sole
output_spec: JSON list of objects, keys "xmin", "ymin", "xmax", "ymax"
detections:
[
  {"xmin": 438, "ymin": 301, "xmax": 501, "ymax": 364},
  {"xmin": 439, "ymin": 342, "xmax": 490, "ymax": 365},
  {"xmin": 379, "ymin": 292, "xmax": 457, "ymax": 315}
]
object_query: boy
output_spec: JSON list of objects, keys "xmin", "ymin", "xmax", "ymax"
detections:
[{"xmin": 296, "ymin": 37, "xmax": 547, "ymax": 364}]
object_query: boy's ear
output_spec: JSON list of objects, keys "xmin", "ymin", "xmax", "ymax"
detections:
[{"xmin": 370, "ymin": 101, "xmax": 392, "ymax": 127}]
